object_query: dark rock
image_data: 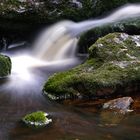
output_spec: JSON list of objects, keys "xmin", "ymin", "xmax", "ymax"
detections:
[
  {"xmin": 0, "ymin": 0, "xmax": 139, "ymax": 43},
  {"xmin": 0, "ymin": 0, "xmax": 139, "ymax": 26},
  {"xmin": 78, "ymin": 19, "xmax": 140, "ymax": 53}
]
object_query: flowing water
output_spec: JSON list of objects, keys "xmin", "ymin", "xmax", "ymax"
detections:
[
  {"xmin": 0, "ymin": 4, "xmax": 140, "ymax": 140},
  {"xmin": 34, "ymin": 4, "xmax": 140, "ymax": 61}
]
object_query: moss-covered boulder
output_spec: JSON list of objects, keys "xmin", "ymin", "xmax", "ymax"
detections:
[
  {"xmin": 22, "ymin": 111, "xmax": 52, "ymax": 128},
  {"xmin": 43, "ymin": 33, "xmax": 140, "ymax": 100},
  {"xmin": 78, "ymin": 19, "xmax": 140, "ymax": 53},
  {"xmin": 0, "ymin": 54, "xmax": 11, "ymax": 77}
]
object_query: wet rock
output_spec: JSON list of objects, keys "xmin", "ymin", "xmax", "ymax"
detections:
[
  {"xmin": 103, "ymin": 97, "xmax": 134, "ymax": 113},
  {"xmin": 78, "ymin": 19, "xmax": 140, "ymax": 53},
  {"xmin": 0, "ymin": 0, "xmax": 138, "ymax": 25},
  {"xmin": 70, "ymin": 0, "xmax": 83, "ymax": 8},
  {"xmin": 0, "ymin": 54, "xmax": 11, "ymax": 77},
  {"xmin": 22, "ymin": 111, "xmax": 52, "ymax": 128},
  {"xmin": 0, "ymin": 0, "xmax": 139, "ymax": 41},
  {"xmin": 43, "ymin": 33, "xmax": 140, "ymax": 100}
]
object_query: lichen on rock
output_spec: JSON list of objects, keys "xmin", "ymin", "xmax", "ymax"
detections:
[
  {"xmin": 43, "ymin": 33, "xmax": 140, "ymax": 100},
  {"xmin": 0, "ymin": 54, "xmax": 11, "ymax": 77}
]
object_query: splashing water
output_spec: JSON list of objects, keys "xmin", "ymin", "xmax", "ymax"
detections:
[{"xmin": 11, "ymin": 55, "xmax": 47, "ymax": 81}]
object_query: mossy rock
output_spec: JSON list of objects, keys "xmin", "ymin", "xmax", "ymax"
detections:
[
  {"xmin": 0, "ymin": 0, "xmax": 139, "ymax": 24},
  {"xmin": 22, "ymin": 111, "xmax": 52, "ymax": 128},
  {"xmin": 78, "ymin": 19, "xmax": 140, "ymax": 53},
  {"xmin": 0, "ymin": 54, "xmax": 11, "ymax": 77},
  {"xmin": 43, "ymin": 33, "xmax": 140, "ymax": 100},
  {"xmin": 0, "ymin": 0, "xmax": 139, "ymax": 40}
]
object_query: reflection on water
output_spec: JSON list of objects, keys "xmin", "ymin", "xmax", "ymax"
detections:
[
  {"xmin": 99, "ymin": 110, "xmax": 125, "ymax": 126},
  {"xmin": 0, "ymin": 61, "xmax": 140, "ymax": 140}
]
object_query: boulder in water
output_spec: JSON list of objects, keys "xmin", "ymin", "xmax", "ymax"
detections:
[
  {"xmin": 22, "ymin": 111, "xmax": 52, "ymax": 128},
  {"xmin": 0, "ymin": 54, "xmax": 11, "ymax": 77},
  {"xmin": 43, "ymin": 33, "xmax": 140, "ymax": 100},
  {"xmin": 103, "ymin": 97, "xmax": 134, "ymax": 114},
  {"xmin": 78, "ymin": 19, "xmax": 140, "ymax": 53}
]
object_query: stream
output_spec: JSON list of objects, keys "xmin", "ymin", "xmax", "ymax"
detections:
[
  {"xmin": 0, "ymin": 4, "xmax": 140, "ymax": 139},
  {"xmin": 0, "ymin": 46, "xmax": 140, "ymax": 140}
]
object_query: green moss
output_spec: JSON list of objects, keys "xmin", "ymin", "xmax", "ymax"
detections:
[
  {"xmin": 0, "ymin": 54, "xmax": 11, "ymax": 77},
  {"xmin": 78, "ymin": 19, "xmax": 140, "ymax": 53},
  {"xmin": 44, "ymin": 33, "xmax": 140, "ymax": 100},
  {"xmin": 23, "ymin": 111, "xmax": 47, "ymax": 123}
]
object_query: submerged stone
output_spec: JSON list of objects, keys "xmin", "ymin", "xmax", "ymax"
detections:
[
  {"xmin": 103, "ymin": 97, "xmax": 134, "ymax": 114},
  {"xmin": 99, "ymin": 110, "xmax": 125, "ymax": 126},
  {"xmin": 0, "ymin": 54, "xmax": 11, "ymax": 77},
  {"xmin": 43, "ymin": 33, "xmax": 140, "ymax": 101},
  {"xmin": 22, "ymin": 111, "xmax": 52, "ymax": 128}
]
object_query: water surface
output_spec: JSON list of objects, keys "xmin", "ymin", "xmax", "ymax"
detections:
[{"xmin": 0, "ymin": 47, "xmax": 140, "ymax": 140}]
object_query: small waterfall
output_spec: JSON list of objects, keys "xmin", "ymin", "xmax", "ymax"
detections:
[
  {"xmin": 33, "ymin": 4, "xmax": 140, "ymax": 62},
  {"xmin": 33, "ymin": 21, "xmax": 78, "ymax": 61},
  {"xmin": 2, "ymin": 3, "xmax": 140, "ymax": 96}
]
